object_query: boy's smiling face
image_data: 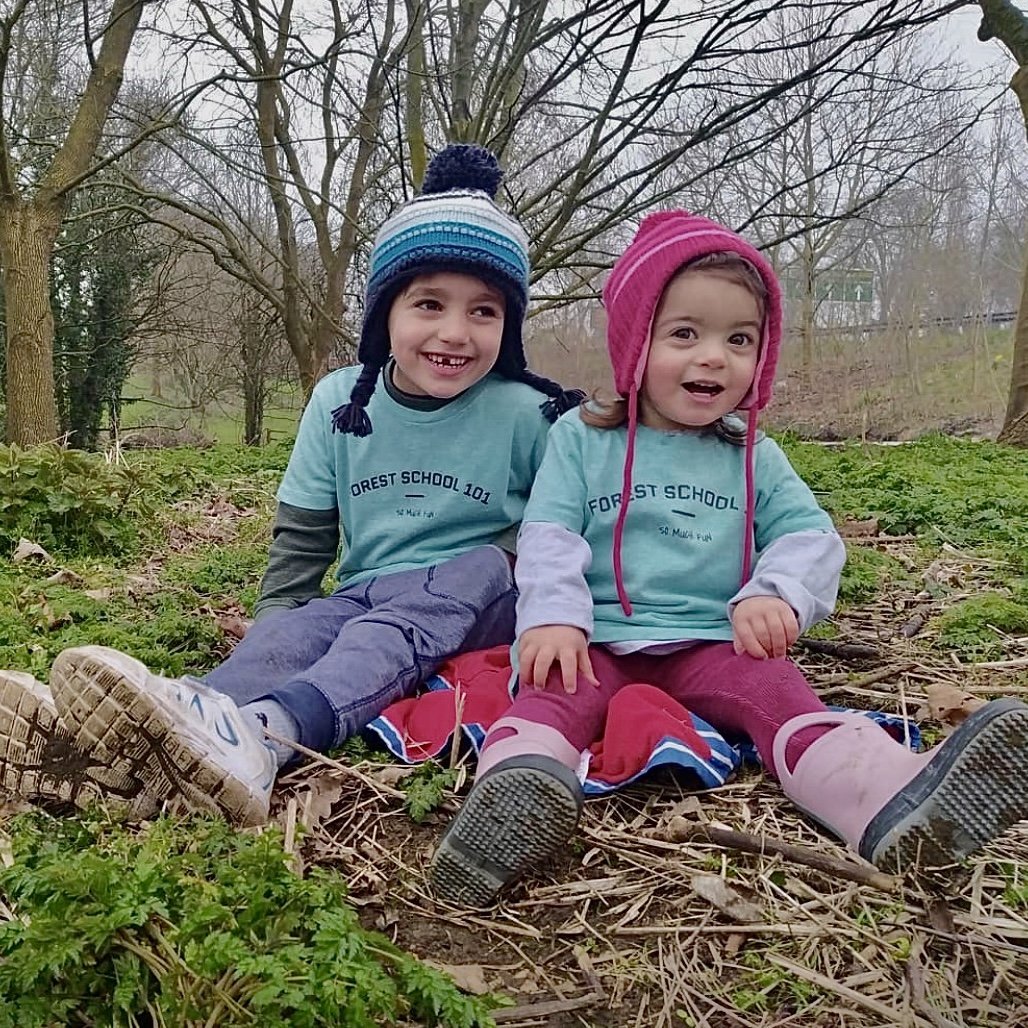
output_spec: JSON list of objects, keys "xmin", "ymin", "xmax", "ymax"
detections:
[{"xmin": 387, "ymin": 272, "xmax": 506, "ymax": 397}]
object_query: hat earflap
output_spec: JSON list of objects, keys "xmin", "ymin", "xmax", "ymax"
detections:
[
  {"xmin": 517, "ymin": 368, "xmax": 586, "ymax": 422},
  {"xmin": 331, "ymin": 362, "xmax": 380, "ymax": 436}
]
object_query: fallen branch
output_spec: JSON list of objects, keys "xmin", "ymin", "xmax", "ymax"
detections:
[
  {"xmin": 961, "ymin": 655, "xmax": 1028, "ymax": 670},
  {"xmin": 797, "ymin": 638, "xmax": 881, "ymax": 660},
  {"xmin": 268, "ymin": 730, "xmax": 410, "ymax": 802},
  {"xmin": 767, "ymin": 953, "xmax": 928, "ymax": 1025},
  {"xmin": 817, "ymin": 662, "xmax": 917, "ymax": 700},
  {"xmin": 898, "ymin": 613, "xmax": 927, "ymax": 639},
  {"xmin": 492, "ymin": 990, "xmax": 606, "ymax": 1022},
  {"xmin": 641, "ymin": 818, "xmax": 901, "ymax": 892}
]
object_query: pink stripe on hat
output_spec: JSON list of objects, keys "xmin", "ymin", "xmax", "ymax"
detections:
[{"xmin": 608, "ymin": 228, "xmax": 742, "ymax": 306}]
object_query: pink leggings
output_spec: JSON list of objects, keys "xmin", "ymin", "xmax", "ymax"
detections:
[{"xmin": 497, "ymin": 641, "xmax": 830, "ymax": 778}]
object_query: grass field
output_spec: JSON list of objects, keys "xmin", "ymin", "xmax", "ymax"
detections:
[
  {"xmin": 1, "ymin": 435, "xmax": 1027, "ymax": 1024},
  {"xmin": 117, "ymin": 373, "xmax": 305, "ymax": 446}
]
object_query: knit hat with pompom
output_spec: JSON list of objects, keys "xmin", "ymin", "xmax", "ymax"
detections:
[{"xmin": 331, "ymin": 143, "xmax": 583, "ymax": 435}]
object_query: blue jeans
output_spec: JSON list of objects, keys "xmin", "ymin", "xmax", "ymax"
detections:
[{"xmin": 204, "ymin": 545, "xmax": 516, "ymax": 753}]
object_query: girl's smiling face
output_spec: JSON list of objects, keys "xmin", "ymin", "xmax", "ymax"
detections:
[{"xmin": 639, "ymin": 268, "xmax": 762, "ymax": 431}]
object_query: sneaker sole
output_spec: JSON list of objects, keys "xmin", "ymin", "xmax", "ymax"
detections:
[
  {"xmin": 862, "ymin": 698, "xmax": 1028, "ymax": 869},
  {"xmin": 430, "ymin": 756, "xmax": 583, "ymax": 907},
  {"xmin": 0, "ymin": 673, "xmax": 149, "ymax": 814},
  {"xmin": 50, "ymin": 650, "xmax": 267, "ymax": 826}
]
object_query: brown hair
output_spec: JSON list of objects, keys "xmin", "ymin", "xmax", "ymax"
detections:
[{"xmin": 580, "ymin": 252, "xmax": 765, "ymax": 443}]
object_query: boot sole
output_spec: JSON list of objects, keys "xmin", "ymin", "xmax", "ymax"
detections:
[
  {"xmin": 861, "ymin": 698, "xmax": 1028, "ymax": 868},
  {"xmin": 430, "ymin": 756, "xmax": 583, "ymax": 907},
  {"xmin": 50, "ymin": 650, "xmax": 268, "ymax": 826},
  {"xmin": 0, "ymin": 673, "xmax": 149, "ymax": 814}
]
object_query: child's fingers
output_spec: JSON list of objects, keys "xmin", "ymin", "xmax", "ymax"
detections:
[
  {"xmin": 753, "ymin": 618, "xmax": 775, "ymax": 659},
  {"xmin": 784, "ymin": 612, "xmax": 800, "ymax": 648},
  {"xmin": 559, "ymin": 649, "xmax": 579, "ymax": 694},
  {"xmin": 518, "ymin": 642, "xmax": 536, "ymax": 686},
  {"xmin": 579, "ymin": 647, "xmax": 599, "ymax": 687},
  {"xmin": 521, "ymin": 643, "xmax": 546, "ymax": 687},
  {"xmin": 531, "ymin": 646, "xmax": 556, "ymax": 689},
  {"xmin": 735, "ymin": 618, "xmax": 768, "ymax": 660},
  {"xmin": 766, "ymin": 615, "xmax": 789, "ymax": 659}
]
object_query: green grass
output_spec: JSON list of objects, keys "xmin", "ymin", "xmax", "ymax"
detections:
[
  {"xmin": 934, "ymin": 592, "xmax": 1028, "ymax": 659},
  {"xmin": 2, "ymin": 433, "xmax": 1027, "ymax": 1023},
  {"xmin": 838, "ymin": 546, "xmax": 913, "ymax": 606},
  {"xmin": 119, "ymin": 374, "xmax": 303, "ymax": 445},
  {"xmin": 0, "ymin": 814, "xmax": 497, "ymax": 1027},
  {"xmin": 781, "ymin": 434, "xmax": 1028, "ymax": 572}
]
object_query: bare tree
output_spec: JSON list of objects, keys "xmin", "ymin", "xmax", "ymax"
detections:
[
  {"xmin": 674, "ymin": 8, "xmax": 980, "ymax": 371},
  {"xmin": 0, "ymin": 0, "xmax": 148, "ymax": 443},
  {"xmin": 976, "ymin": 0, "xmax": 1028, "ymax": 445},
  {"xmin": 115, "ymin": 0, "xmax": 408, "ymax": 397},
  {"xmin": 119, "ymin": 0, "xmax": 968, "ymax": 391}
]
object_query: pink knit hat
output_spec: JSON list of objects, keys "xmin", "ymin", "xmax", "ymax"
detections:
[{"xmin": 602, "ymin": 211, "xmax": 784, "ymax": 615}]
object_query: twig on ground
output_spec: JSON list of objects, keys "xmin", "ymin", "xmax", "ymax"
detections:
[
  {"xmin": 266, "ymin": 729, "xmax": 407, "ymax": 801},
  {"xmin": 641, "ymin": 819, "xmax": 901, "ymax": 892},
  {"xmin": 816, "ymin": 662, "xmax": 917, "ymax": 700},
  {"xmin": 766, "ymin": 953, "xmax": 929, "ymax": 1025},
  {"xmin": 797, "ymin": 639, "xmax": 882, "ymax": 660},
  {"xmin": 491, "ymin": 991, "xmax": 606, "ymax": 1022}
]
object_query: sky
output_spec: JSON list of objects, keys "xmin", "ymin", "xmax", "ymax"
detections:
[{"xmin": 942, "ymin": 4, "xmax": 1019, "ymax": 75}]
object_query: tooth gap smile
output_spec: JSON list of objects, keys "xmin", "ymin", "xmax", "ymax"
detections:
[{"xmin": 427, "ymin": 354, "xmax": 470, "ymax": 367}]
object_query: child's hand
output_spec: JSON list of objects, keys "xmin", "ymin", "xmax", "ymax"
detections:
[
  {"xmin": 518, "ymin": 625, "xmax": 599, "ymax": 693},
  {"xmin": 732, "ymin": 596, "xmax": 799, "ymax": 660}
]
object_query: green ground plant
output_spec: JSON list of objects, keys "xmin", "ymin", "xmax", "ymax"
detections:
[
  {"xmin": 0, "ymin": 445, "xmax": 169, "ymax": 556},
  {"xmin": 0, "ymin": 814, "xmax": 496, "ymax": 1028},
  {"xmin": 934, "ymin": 592, "xmax": 1028, "ymax": 659},
  {"xmin": 403, "ymin": 762, "xmax": 460, "ymax": 823},
  {"xmin": 0, "ymin": 563, "xmax": 232, "ymax": 677},
  {"xmin": 2, "ymin": 435, "xmax": 1025, "ymax": 1023},
  {"xmin": 781, "ymin": 435, "xmax": 1028, "ymax": 569},
  {"xmin": 837, "ymin": 546, "xmax": 912, "ymax": 606},
  {"xmin": 732, "ymin": 951, "xmax": 819, "ymax": 1013}
]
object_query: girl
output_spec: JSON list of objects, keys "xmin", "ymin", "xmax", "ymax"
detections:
[{"xmin": 429, "ymin": 210, "xmax": 1028, "ymax": 907}]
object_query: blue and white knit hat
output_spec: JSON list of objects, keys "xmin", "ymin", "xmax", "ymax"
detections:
[{"xmin": 331, "ymin": 143, "xmax": 584, "ymax": 435}]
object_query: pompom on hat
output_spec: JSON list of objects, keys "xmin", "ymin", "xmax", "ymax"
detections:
[
  {"xmin": 601, "ymin": 211, "xmax": 785, "ymax": 615},
  {"xmin": 331, "ymin": 143, "xmax": 584, "ymax": 435}
]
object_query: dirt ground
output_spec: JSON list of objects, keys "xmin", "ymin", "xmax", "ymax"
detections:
[{"xmin": 267, "ymin": 535, "xmax": 1028, "ymax": 1028}]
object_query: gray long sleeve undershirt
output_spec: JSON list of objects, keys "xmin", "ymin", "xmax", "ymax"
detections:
[
  {"xmin": 515, "ymin": 521, "xmax": 845, "ymax": 644},
  {"xmin": 253, "ymin": 502, "xmax": 340, "ymax": 621}
]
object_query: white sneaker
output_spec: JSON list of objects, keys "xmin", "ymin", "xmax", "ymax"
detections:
[
  {"xmin": 50, "ymin": 646, "xmax": 276, "ymax": 826},
  {"xmin": 0, "ymin": 668, "xmax": 155, "ymax": 816}
]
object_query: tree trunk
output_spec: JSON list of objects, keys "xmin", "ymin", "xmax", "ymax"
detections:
[
  {"xmin": 800, "ymin": 231, "xmax": 816, "ymax": 371},
  {"xmin": 450, "ymin": 2, "xmax": 490, "ymax": 141},
  {"xmin": 404, "ymin": 0, "xmax": 428, "ymax": 188},
  {"xmin": 0, "ymin": 204, "xmax": 62, "ymax": 444},
  {"xmin": 0, "ymin": 0, "xmax": 145, "ymax": 445},
  {"xmin": 242, "ymin": 357, "xmax": 264, "ymax": 447},
  {"xmin": 977, "ymin": 1, "xmax": 1028, "ymax": 444},
  {"xmin": 998, "ymin": 409, "xmax": 1028, "ymax": 446},
  {"xmin": 998, "ymin": 242, "xmax": 1028, "ymax": 442}
]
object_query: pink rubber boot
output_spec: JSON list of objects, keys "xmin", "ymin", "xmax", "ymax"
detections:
[
  {"xmin": 774, "ymin": 699, "xmax": 1028, "ymax": 870},
  {"xmin": 430, "ymin": 717, "xmax": 585, "ymax": 906}
]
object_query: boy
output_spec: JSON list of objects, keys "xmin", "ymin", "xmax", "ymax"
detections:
[{"xmin": 0, "ymin": 144, "xmax": 582, "ymax": 825}]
